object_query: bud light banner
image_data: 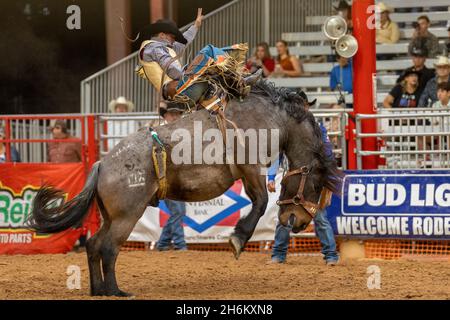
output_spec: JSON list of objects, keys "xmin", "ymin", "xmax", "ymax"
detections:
[{"xmin": 328, "ymin": 171, "xmax": 450, "ymax": 240}]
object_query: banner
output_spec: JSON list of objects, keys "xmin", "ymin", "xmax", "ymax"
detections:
[
  {"xmin": 129, "ymin": 174, "xmax": 315, "ymax": 243},
  {"xmin": 328, "ymin": 170, "xmax": 450, "ymax": 240},
  {"xmin": 0, "ymin": 163, "xmax": 97, "ymax": 254}
]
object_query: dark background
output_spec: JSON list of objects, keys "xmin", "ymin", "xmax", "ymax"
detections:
[{"xmin": 0, "ymin": 0, "xmax": 231, "ymax": 115}]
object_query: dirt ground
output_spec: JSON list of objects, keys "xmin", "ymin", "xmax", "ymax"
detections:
[{"xmin": 0, "ymin": 250, "xmax": 449, "ymax": 300}]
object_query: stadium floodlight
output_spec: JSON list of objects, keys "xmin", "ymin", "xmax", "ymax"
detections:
[
  {"xmin": 335, "ymin": 34, "xmax": 358, "ymax": 58},
  {"xmin": 322, "ymin": 15, "xmax": 348, "ymax": 40}
]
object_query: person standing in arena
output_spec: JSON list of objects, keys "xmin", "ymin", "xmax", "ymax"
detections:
[
  {"xmin": 267, "ymin": 92, "xmax": 339, "ymax": 266},
  {"xmin": 156, "ymin": 102, "xmax": 188, "ymax": 251}
]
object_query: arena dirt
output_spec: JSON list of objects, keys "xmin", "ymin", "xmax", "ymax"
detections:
[{"xmin": 0, "ymin": 250, "xmax": 449, "ymax": 300}]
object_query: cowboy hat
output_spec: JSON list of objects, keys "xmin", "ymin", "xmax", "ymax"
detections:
[
  {"xmin": 377, "ymin": 2, "xmax": 393, "ymax": 13},
  {"xmin": 333, "ymin": 0, "xmax": 351, "ymax": 11},
  {"xmin": 297, "ymin": 90, "xmax": 317, "ymax": 107},
  {"xmin": 402, "ymin": 69, "xmax": 420, "ymax": 78},
  {"xmin": 434, "ymin": 56, "xmax": 450, "ymax": 67},
  {"xmin": 142, "ymin": 19, "xmax": 187, "ymax": 45},
  {"xmin": 409, "ymin": 45, "xmax": 428, "ymax": 57},
  {"xmin": 108, "ymin": 96, "xmax": 135, "ymax": 113}
]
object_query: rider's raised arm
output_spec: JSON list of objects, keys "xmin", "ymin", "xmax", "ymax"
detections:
[
  {"xmin": 172, "ymin": 8, "xmax": 202, "ymax": 55},
  {"xmin": 172, "ymin": 25, "xmax": 198, "ymax": 55}
]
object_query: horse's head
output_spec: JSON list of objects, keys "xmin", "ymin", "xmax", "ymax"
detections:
[{"xmin": 277, "ymin": 158, "xmax": 328, "ymax": 233}]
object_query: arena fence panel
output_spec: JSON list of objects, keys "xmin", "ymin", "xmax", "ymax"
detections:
[{"xmin": 356, "ymin": 109, "xmax": 450, "ymax": 170}]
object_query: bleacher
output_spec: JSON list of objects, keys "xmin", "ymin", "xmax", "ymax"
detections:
[{"xmin": 268, "ymin": 0, "xmax": 450, "ymax": 108}]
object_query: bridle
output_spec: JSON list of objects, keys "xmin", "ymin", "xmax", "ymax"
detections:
[{"xmin": 276, "ymin": 165, "xmax": 320, "ymax": 218}]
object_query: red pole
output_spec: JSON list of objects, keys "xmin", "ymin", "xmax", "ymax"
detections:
[
  {"xmin": 4, "ymin": 119, "xmax": 11, "ymax": 162},
  {"xmin": 352, "ymin": 0, "xmax": 378, "ymax": 169},
  {"xmin": 87, "ymin": 115, "xmax": 97, "ymax": 169}
]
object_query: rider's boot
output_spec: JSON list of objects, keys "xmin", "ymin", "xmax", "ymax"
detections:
[
  {"xmin": 239, "ymin": 69, "xmax": 263, "ymax": 97},
  {"xmin": 243, "ymin": 68, "xmax": 263, "ymax": 86}
]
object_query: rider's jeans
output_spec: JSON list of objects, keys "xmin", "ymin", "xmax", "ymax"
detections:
[
  {"xmin": 271, "ymin": 208, "xmax": 339, "ymax": 263},
  {"xmin": 179, "ymin": 81, "xmax": 209, "ymax": 104},
  {"xmin": 157, "ymin": 200, "xmax": 187, "ymax": 250}
]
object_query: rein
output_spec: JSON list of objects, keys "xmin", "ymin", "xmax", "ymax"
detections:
[{"xmin": 276, "ymin": 165, "xmax": 320, "ymax": 218}]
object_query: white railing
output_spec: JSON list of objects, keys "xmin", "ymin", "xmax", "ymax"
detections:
[
  {"xmin": 80, "ymin": 0, "xmax": 333, "ymax": 114},
  {"xmin": 356, "ymin": 108, "xmax": 450, "ymax": 170}
]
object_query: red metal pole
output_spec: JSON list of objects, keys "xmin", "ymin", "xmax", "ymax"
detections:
[
  {"xmin": 352, "ymin": 0, "xmax": 378, "ymax": 169},
  {"xmin": 87, "ymin": 115, "xmax": 98, "ymax": 169},
  {"xmin": 4, "ymin": 119, "xmax": 11, "ymax": 162}
]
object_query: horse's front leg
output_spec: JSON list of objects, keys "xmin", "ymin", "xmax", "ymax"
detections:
[{"xmin": 229, "ymin": 172, "xmax": 268, "ymax": 259}]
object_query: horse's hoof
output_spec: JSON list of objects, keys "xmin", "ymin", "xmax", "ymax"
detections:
[
  {"xmin": 229, "ymin": 236, "xmax": 242, "ymax": 260},
  {"xmin": 117, "ymin": 290, "xmax": 134, "ymax": 298},
  {"xmin": 103, "ymin": 289, "xmax": 134, "ymax": 298}
]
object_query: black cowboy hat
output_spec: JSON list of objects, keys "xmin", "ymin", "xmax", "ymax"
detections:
[
  {"xmin": 142, "ymin": 19, "xmax": 187, "ymax": 44},
  {"xmin": 402, "ymin": 69, "xmax": 420, "ymax": 78},
  {"xmin": 297, "ymin": 90, "xmax": 317, "ymax": 107},
  {"xmin": 333, "ymin": 0, "xmax": 351, "ymax": 11},
  {"xmin": 409, "ymin": 45, "xmax": 428, "ymax": 57}
]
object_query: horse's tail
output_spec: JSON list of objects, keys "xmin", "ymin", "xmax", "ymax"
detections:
[{"xmin": 27, "ymin": 162, "xmax": 101, "ymax": 234}]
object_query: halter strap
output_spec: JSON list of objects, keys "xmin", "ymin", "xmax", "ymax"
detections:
[{"xmin": 276, "ymin": 165, "xmax": 320, "ymax": 218}]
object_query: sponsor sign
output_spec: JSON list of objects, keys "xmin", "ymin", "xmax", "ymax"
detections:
[{"xmin": 328, "ymin": 170, "xmax": 450, "ymax": 240}]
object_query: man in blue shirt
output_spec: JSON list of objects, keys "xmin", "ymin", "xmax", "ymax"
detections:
[
  {"xmin": 329, "ymin": 53, "xmax": 353, "ymax": 94},
  {"xmin": 267, "ymin": 92, "xmax": 339, "ymax": 265}
]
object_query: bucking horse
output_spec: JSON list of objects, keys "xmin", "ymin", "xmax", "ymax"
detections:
[{"xmin": 27, "ymin": 80, "xmax": 342, "ymax": 297}]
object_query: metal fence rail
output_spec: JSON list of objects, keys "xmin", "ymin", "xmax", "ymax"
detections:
[
  {"xmin": 1, "ymin": 115, "xmax": 87, "ymax": 163},
  {"xmin": 98, "ymin": 113, "xmax": 159, "ymax": 157},
  {"xmin": 97, "ymin": 109, "xmax": 349, "ymax": 171},
  {"xmin": 356, "ymin": 108, "xmax": 450, "ymax": 170},
  {"xmin": 80, "ymin": 0, "xmax": 333, "ymax": 114}
]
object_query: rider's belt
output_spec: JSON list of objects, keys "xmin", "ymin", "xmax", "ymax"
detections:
[{"xmin": 137, "ymin": 40, "xmax": 181, "ymax": 91}]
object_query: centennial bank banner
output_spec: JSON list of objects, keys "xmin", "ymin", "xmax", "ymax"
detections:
[
  {"xmin": 0, "ymin": 163, "xmax": 99, "ymax": 254},
  {"xmin": 129, "ymin": 174, "xmax": 316, "ymax": 243},
  {"xmin": 328, "ymin": 170, "xmax": 450, "ymax": 240}
]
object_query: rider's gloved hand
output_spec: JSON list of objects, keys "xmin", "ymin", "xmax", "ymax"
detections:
[{"xmin": 195, "ymin": 8, "xmax": 204, "ymax": 28}]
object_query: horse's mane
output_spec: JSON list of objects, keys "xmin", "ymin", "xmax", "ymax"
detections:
[{"xmin": 251, "ymin": 80, "xmax": 342, "ymax": 193}]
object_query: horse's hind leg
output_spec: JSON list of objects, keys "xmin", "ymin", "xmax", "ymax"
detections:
[
  {"xmin": 86, "ymin": 222, "xmax": 108, "ymax": 296},
  {"xmin": 100, "ymin": 214, "xmax": 145, "ymax": 297},
  {"xmin": 85, "ymin": 196, "xmax": 110, "ymax": 296}
]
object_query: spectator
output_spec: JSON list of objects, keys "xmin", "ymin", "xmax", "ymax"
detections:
[
  {"xmin": 156, "ymin": 102, "xmax": 187, "ymax": 251},
  {"xmin": 419, "ymin": 56, "xmax": 450, "ymax": 107},
  {"xmin": 246, "ymin": 42, "xmax": 275, "ymax": 78},
  {"xmin": 47, "ymin": 120, "xmax": 82, "ymax": 163},
  {"xmin": 107, "ymin": 96, "xmax": 137, "ymax": 151},
  {"xmin": 383, "ymin": 70, "xmax": 420, "ymax": 108},
  {"xmin": 333, "ymin": 0, "xmax": 352, "ymax": 31},
  {"xmin": 432, "ymin": 82, "xmax": 450, "ymax": 109},
  {"xmin": 0, "ymin": 127, "xmax": 21, "ymax": 163},
  {"xmin": 408, "ymin": 15, "xmax": 440, "ymax": 59},
  {"xmin": 330, "ymin": 53, "xmax": 353, "ymax": 93},
  {"xmin": 376, "ymin": 3, "xmax": 400, "ymax": 44},
  {"xmin": 397, "ymin": 45, "xmax": 435, "ymax": 98},
  {"xmin": 444, "ymin": 26, "xmax": 450, "ymax": 56},
  {"xmin": 272, "ymin": 40, "xmax": 303, "ymax": 77}
]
